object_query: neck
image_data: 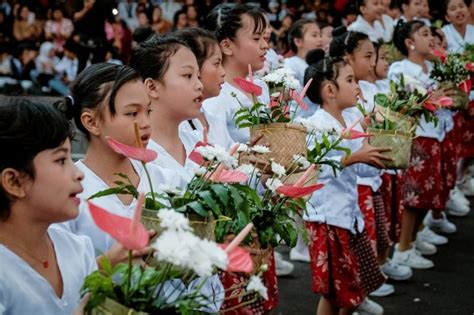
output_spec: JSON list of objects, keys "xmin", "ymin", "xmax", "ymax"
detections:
[
  {"xmin": 453, "ymin": 23, "xmax": 467, "ymax": 37},
  {"xmin": 322, "ymin": 103, "xmax": 346, "ymax": 127},
  {"xmin": 150, "ymin": 101, "xmax": 182, "ymax": 147},
  {"xmin": 363, "ymin": 15, "xmax": 376, "ymax": 26},
  {"xmin": 408, "ymin": 53, "xmax": 428, "ymax": 72},
  {"xmin": 83, "ymin": 139, "xmax": 136, "ymax": 181},
  {"xmin": 296, "ymin": 50, "xmax": 307, "ymax": 60},
  {"xmin": 0, "ymin": 205, "xmax": 50, "ymax": 253},
  {"xmin": 223, "ymin": 58, "xmax": 248, "ymax": 84}
]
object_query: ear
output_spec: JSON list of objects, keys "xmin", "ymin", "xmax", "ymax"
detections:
[
  {"xmin": 144, "ymin": 78, "xmax": 160, "ymax": 99},
  {"xmin": 220, "ymin": 39, "xmax": 233, "ymax": 57},
  {"xmin": 294, "ymin": 37, "xmax": 303, "ymax": 50},
  {"xmin": 80, "ymin": 109, "xmax": 101, "ymax": 137},
  {"xmin": 1, "ymin": 168, "xmax": 28, "ymax": 200},
  {"xmin": 445, "ymin": 14, "xmax": 452, "ymax": 23},
  {"xmin": 359, "ymin": 5, "xmax": 366, "ymax": 16},
  {"xmin": 322, "ymin": 82, "xmax": 336, "ymax": 100},
  {"xmin": 404, "ymin": 37, "xmax": 414, "ymax": 51}
]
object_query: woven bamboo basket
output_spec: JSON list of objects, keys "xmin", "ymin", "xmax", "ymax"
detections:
[
  {"xmin": 439, "ymin": 81, "xmax": 468, "ymax": 110},
  {"xmin": 141, "ymin": 209, "xmax": 215, "ymax": 266},
  {"xmin": 368, "ymin": 128, "xmax": 413, "ymax": 169},
  {"xmin": 374, "ymin": 104, "xmax": 416, "ymax": 133},
  {"xmin": 246, "ymin": 123, "xmax": 307, "ymax": 174},
  {"xmin": 91, "ymin": 298, "xmax": 149, "ymax": 315},
  {"xmin": 251, "ymin": 246, "xmax": 273, "ymax": 275}
]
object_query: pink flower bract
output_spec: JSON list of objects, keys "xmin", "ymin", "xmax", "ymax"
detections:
[
  {"xmin": 233, "ymin": 77, "xmax": 263, "ymax": 96},
  {"xmin": 107, "ymin": 137, "xmax": 157, "ymax": 163},
  {"xmin": 88, "ymin": 193, "xmax": 149, "ymax": 250}
]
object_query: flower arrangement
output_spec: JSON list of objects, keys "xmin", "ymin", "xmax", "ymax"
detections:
[
  {"xmin": 233, "ymin": 66, "xmax": 311, "ymax": 127},
  {"xmin": 81, "ymin": 196, "xmax": 263, "ymax": 314},
  {"xmin": 431, "ymin": 49, "xmax": 471, "ymax": 109}
]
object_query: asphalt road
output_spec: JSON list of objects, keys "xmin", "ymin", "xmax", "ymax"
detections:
[{"xmin": 276, "ymin": 204, "xmax": 474, "ymax": 315}]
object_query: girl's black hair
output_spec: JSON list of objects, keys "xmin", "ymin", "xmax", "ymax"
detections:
[
  {"xmin": 304, "ymin": 49, "xmax": 347, "ymax": 105},
  {"xmin": 173, "ymin": 9, "xmax": 187, "ymax": 28},
  {"xmin": 288, "ymin": 19, "xmax": 317, "ymax": 53},
  {"xmin": 173, "ymin": 27, "xmax": 217, "ymax": 68},
  {"xmin": 430, "ymin": 26, "xmax": 443, "ymax": 42},
  {"xmin": 204, "ymin": 3, "xmax": 267, "ymax": 42},
  {"xmin": 54, "ymin": 63, "xmax": 141, "ymax": 139},
  {"xmin": 329, "ymin": 27, "xmax": 370, "ymax": 57},
  {"xmin": 393, "ymin": 20, "xmax": 426, "ymax": 55},
  {"xmin": 0, "ymin": 98, "xmax": 73, "ymax": 220},
  {"xmin": 396, "ymin": 0, "xmax": 411, "ymax": 11},
  {"xmin": 129, "ymin": 34, "xmax": 186, "ymax": 81},
  {"xmin": 355, "ymin": 0, "xmax": 366, "ymax": 13}
]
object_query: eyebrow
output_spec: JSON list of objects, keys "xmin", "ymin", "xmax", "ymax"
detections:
[
  {"xmin": 181, "ymin": 65, "xmax": 196, "ymax": 70},
  {"xmin": 52, "ymin": 147, "xmax": 69, "ymax": 154}
]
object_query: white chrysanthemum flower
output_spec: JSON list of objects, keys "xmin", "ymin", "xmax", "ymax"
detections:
[
  {"xmin": 193, "ymin": 166, "xmax": 208, "ymax": 176},
  {"xmin": 286, "ymin": 77, "xmax": 301, "ymax": 90},
  {"xmin": 158, "ymin": 184, "xmax": 184, "ymax": 196},
  {"xmin": 271, "ymin": 161, "xmax": 286, "ymax": 177},
  {"xmin": 251, "ymin": 145, "xmax": 271, "ymax": 154},
  {"xmin": 236, "ymin": 164, "xmax": 259, "ymax": 176},
  {"xmin": 195, "ymin": 145, "xmax": 237, "ymax": 168},
  {"xmin": 292, "ymin": 154, "xmax": 311, "ymax": 169},
  {"xmin": 237, "ymin": 143, "xmax": 249, "ymax": 153},
  {"xmin": 266, "ymin": 178, "xmax": 283, "ymax": 192},
  {"xmin": 271, "ymin": 92, "xmax": 281, "ymax": 98},
  {"xmin": 246, "ymin": 276, "xmax": 268, "ymax": 300},
  {"xmin": 157, "ymin": 208, "xmax": 192, "ymax": 231}
]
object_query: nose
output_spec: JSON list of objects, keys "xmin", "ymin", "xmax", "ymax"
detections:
[
  {"xmin": 261, "ymin": 37, "xmax": 269, "ymax": 51},
  {"xmin": 196, "ymin": 77, "xmax": 204, "ymax": 91},
  {"xmin": 75, "ymin": 165, "xmax": 85, "ymax": 182}
]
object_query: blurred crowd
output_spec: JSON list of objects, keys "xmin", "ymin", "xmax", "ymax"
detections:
[{"xmin": 0, "ymin": 0, "xmax": 455, "ymax": 95}]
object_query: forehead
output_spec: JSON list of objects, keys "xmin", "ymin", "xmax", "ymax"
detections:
[
  {"xmin": 169, "ymin": 46, "xmax": 198, "ymax": 65},
  {"xmin": 303, "ymin": 23, "xmax": 320, "ymax": 33},
  {"xmin": 357, "ymin": 39, "xmax": 375, "ymax": 52},
  {"xmin": 338, "ymin": 64, "xmax": 354, "ymax": 78},
  {"xmin": 114, "ymin": 80, "xmax": 149, "ymax": 107},
  {"xmin": 239, "ymin": 13, "xmax": 265, "ymax": 35}
]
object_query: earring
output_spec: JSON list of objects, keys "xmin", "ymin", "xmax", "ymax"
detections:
[{"xmin": 410, "ymin": 45, "xmax": 416, "ymax": 51}]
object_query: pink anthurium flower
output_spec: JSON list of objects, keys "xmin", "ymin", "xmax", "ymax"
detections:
[
  {"xmin": 341, "ymin": 118, "xmax": 371, "ymax": 140},
  {"xmin": 466, "ymin": 62, "xmax": 474, "ymax": 72},
  {"xmin": 424, "ymin": 95, "xmax": 453, "ymax": 112},
  {"xmin": 276, "ymin": 165, "xmax": 325, "ymax": 198},
  {"xmin": 107, "ymin": 137, "xmax": 157, "ymax": 163},
  {"xmin": 218, "ymin": 223, "xmax": 254, "ymax": 273},
  {"xmin": 233, "ymin": 77, "xmax": 263, "ymax": 96},
  {"xmin": 459, "ymin": 79, "xmax": 472, "ymax": 94},
  {"xmin": 207, "ymin": 168, "xmax": 249, "ymax": 183},
  {"xmin": 87, "ymin": 193, "xmax": 149, "ymax": 250},
  {"xmin": 188, "ymin": 127, "xmax": 209, "ymax": 165},
  {"xmin": 432, "ymin": 48, "xmax": 447, "ymax": 63},
  {"xmin": 290, "ymin": 78, "xmax": 313, "ymax": 110}
]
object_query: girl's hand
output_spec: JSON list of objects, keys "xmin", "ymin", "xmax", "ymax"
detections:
[
  {"xmin": 342, "ymin": 139, "xmax": 392, "ymax": 169},
  {"xmin": 72, "ymin": 293, "xmax": 90, "ymax": 315},
  {"xmin": 97, "ymin": 230, "xmax": 157, "ymax": 267}
]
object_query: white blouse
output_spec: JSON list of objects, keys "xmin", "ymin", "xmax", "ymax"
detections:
[
  {"xmin": 60, "ymin": 160, "xmax": 185, "ymax": 255},
  {"xmin": 179, "ymin": 107, "xmax": 235, "ymax": 150},
  {"xmin": 284, "ymin": 55, "xmax": 308, "ymax": 85},
  {"xmin": 0, "ymin": 227, "xmax": 97, "ymax": 315},
  {"xmin": 388, "ymin": 59, "xmax": 447, "ymax": 141},
  {"xmin": 203, "ymin": 80, "xmax": 270, "ymax": 144},
  {"xmin": 348, "ymin": 15, "xmax": 387, "ymax": 42},
  {"xmin": 147, "ymin": 128, "xmax": 202, "ymax": 182},
  {"xmin": 304, "ymin": 109, "xmax": 380, "ymax": 233},
  {"xmin": 441, "ymin": 24, "xmax": 474, "ymax": 53}
]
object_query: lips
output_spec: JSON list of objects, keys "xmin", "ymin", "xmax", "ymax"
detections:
[{"xmin": 140, "ymin": 134, "xmax": 150, "ymax": 146}]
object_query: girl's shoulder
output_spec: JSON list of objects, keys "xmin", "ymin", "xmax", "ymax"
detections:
[{"xmin": 48, "ymin": 226, "xmax": 96, "ymax": 261}]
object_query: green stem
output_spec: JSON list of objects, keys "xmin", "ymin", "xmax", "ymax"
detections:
[
  {"xmin": 125, "ymin": 250, "xmax": 133, "ymax": 305},
  {"xmin": 142, "ymin": 162, "xmax": 156, "ymax": 206}
]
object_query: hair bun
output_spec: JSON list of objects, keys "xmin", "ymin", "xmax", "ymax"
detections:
[
  {"xmin": 332, "ymin": 25, "xmax": 347, "ymax": 37},
  {"xmin": 53, "ymin": 96, "xmax": 75, "ymax": 121},
  {"xmin": 306, "ymin": 48, "xmax": 326, "ymax": 65}
]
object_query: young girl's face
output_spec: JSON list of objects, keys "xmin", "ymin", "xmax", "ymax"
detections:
[
  {"xmin": 445, "ymin": 0, "xmax": 469, "ymax": 27},
  {"xmin": 348, "ymin": 39, "xmax": 376, "ymax": 82},
  {"xmin": 420, "ymin": 0, "xmax": 430, "ymax": 18},
  {"xmin": 403, "ymin": 0, "xmax": 423, "ymax": 19},
  {"xmin": 201, "ymin": 44, "xmax": 225, "ymax": 99},
  {"xmin": 228, "ymin": 14, "xmax": 268, "ymax": 71},
  {"xmin": 26, "ymin": 139, "xmax": 84, "ymax": 222},
  {"xmin": 411, "ymin": 25, "xmax": 434, "ymax": 56},
  {"xmin": 299, "ymin": 23, "xmax": 323, "ymax": 53},
  {"xmin": 100, "ymin": 80, "xmax": 152, "ymax": 147},
  {"xmin": 361, "ymin": 0, "xmax": 384, "ymax": 22},
  {"xmin": 334, "ymin": 64, "xmax": 360, "ymax": 108},
  {"xmin": 321, "ymin": 26, "xmax": 334, "ymax": 50},
  {"xmin": 155, "ymin": 46, "xmax": 203, "ymax": 120},
  {"xmin": 375, "ymin": 46, "xmax": 389, "ymax": 79}
]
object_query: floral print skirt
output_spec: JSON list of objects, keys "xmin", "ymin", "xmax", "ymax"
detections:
[{"xmin": 306, "ymin": 222, "xmax": 386, "ymax": 308}]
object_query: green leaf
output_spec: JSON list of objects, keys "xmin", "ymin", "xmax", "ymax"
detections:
[
  {"xmin": 210, "ymin": 184, "xmax": 230, "ymax": 206},
  {"xmin": 186, "ymin": 201, "xmax": 209, "ymax": 217},
  {"xmin": 197, "ymin": 190, "xmax": 221, "ymax": 215}
]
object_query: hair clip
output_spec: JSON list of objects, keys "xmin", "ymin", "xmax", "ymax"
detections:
[
  {"xmin": 344, "ymin": 32, "xmax": 351, "ymax": 46},
  {"xmin": 322, "ymin": 58, "xmax": 328, "ymax": 73},
  {"xmin": 66, "ymin": 95, "xmax": 75, "ymax": 107}
]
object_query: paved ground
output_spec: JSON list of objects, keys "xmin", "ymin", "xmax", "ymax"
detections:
[{"xmin": 276, "ymin": 203, "xmax": 474, "ymax": 315}]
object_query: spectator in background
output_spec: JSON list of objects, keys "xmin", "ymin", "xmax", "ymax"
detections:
[
  {"xmin": 275, "ymin": 13, "xmax": 294, "ymax": 55},
  {"xmin": 172, "ymin": 9, "xmax": 188, "ymax": 31},
  {"xmin": 161, "ymin": 0, "xmax": 183, "ymax": 22},
  {"xmin": 13, "ymin": 5, "xmax": 42, "ymax": 43},
  {"xmin": 10, "ymin": 42, "xmax": 37, "ymax": 81},
  {"xmin": 45, "ymin": 6, "xmax": 74, "ymax": 53},
  {"xmin": 318, "ymin": 21, "xmax": 334, "ymax": 53},
  {"xmin": 151, "ymin": 6, "xmax": 172, "ymax": 34},
  {"xmin": 137, "ymin": 9, "xmax": 150, "ymax": 27},
  {"xmin": 0, "ymin": 45, "xmax": 12, "ymax": 77},
  {"xmin": 185, "ymin": 5, "xmax": 199, "ymax": 27},
  {"xmin": 0, "ymin": 9, "xmax": 13, "ymax": 45},
  {"xmin": 50, "ymin": 39, "xmax": 80, "ymax": 95},
  {"xmin": 33, "ymin": 41, "xmax": 59, "ymax": 88},
  {"xmin": 118, "ymin": 0, "xmax": 138, "ymax": 30},
  {"xmin": 109, "ymin": 19, "xmax": 133, "ymax": 63},
  {"xmin": 267, "ymin": 1, "xmax": 282, "ymax": 29}
]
